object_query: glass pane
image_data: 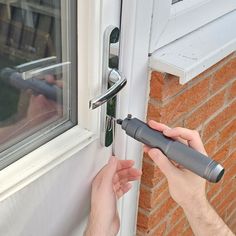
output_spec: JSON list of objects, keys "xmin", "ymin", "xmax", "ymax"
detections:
[{"xmin": 0, "ymin": 0, "xmax": 77, "ymax": 169}]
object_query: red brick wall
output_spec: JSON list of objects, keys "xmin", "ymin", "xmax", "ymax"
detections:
[{"xmin": 137, "ymin": 53, "xmax": 236, "ymax": 235}]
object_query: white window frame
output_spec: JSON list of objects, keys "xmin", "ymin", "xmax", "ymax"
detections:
[
  {"xmin": 0, "ymin": 0, "xmax": 101, "ymax": 200},
  {"xmin": 150, "ymin": 0, "xmax": 236, "ymax": 53}
]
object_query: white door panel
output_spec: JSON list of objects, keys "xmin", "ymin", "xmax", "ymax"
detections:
[
  {"xmin": 0, "ymin": 143, "xmax": 110, "ymax": 236},
  {"xmin": 0, "ymin": 0, "xmax": 152, "ymax": 235},
  {"xmin": 0, "ymin": 0, "xmax": 122, "ymax": 235}
]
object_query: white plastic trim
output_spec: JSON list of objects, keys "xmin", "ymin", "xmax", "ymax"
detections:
[
  {"xmin": 150, "ymin": 10, "xmax": 236, "ymax": 85},
  {"xmin": 116, "ymin": 0, "xmax": 153, "ymax": 235},
  {"xmin": 150, "ymin": 0, "xmax": 236, "ymax": 52}
]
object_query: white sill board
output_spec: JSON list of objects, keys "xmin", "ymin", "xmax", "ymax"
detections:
[{"xmin": 149, "ymin": 10, "xmax": 236, "ymax": 85}]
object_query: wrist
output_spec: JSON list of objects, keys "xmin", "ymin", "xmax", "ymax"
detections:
[
  {"xmin": 182, "ymin": 196, "xmax": 209, "ymax": 217},
  {"xmin": 85, "ymin": 220, "xmax": 108, "ymax": 236},
  {"xmin": 85, "ymin": 213, "xmax": 112, "ymax": 236}
]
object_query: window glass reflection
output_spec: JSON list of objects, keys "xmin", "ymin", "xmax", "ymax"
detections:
[{"xmin": 0, "ymin": 0, "xmax": 76, "ymax": 165}]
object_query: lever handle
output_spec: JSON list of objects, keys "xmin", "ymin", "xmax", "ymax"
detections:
[{"xmin": 89, "ymin": 69, "xmax": 127, "ymax": 109}]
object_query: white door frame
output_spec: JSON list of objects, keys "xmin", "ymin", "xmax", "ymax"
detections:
[
  {"xmin": 0, "ymin": 0, "xmax": 154, "ymax": 235},
  {"xmin": 116, "ymin": 0, "xmax": 154, "ymax": 235}
]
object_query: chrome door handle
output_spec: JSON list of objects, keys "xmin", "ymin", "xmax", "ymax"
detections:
[
  {"xmin": 89, "ymin": 26, "xmax": 126, "ymax": 147},
  {"xmin": 89, "ymin": 69, "xmax": 127, "ymax": 109}
]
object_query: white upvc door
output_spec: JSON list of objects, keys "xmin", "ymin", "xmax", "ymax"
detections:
[
  {"xmin": 0, "ymin": 0, "xmax": 153, "ymax": 235},
  {"xmin": 0, "ymin": 0, "xmax": 121, "ymax": 235}
]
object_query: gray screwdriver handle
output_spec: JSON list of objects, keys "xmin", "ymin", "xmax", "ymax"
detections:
[{"xmin": 121, "ymin": 117, "xmax": 224, "ymax": 183}]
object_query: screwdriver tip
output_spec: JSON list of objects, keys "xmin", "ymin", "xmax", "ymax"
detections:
[{"xmin": 116, "ymin": 119, "xmax": 123, "ymax": 125}]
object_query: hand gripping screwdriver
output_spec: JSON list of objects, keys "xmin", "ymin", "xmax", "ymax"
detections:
[{"xmin": 117, "ymin": 115, "xmax": 224, "ymax": 183}]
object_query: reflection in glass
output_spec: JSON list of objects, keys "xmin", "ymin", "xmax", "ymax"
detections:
[{"xmin": 0, "ymin": 0, "xmax": 76, "ymax": 167}]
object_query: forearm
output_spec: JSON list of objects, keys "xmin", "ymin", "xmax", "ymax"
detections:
[
  {"xmin": 84, "ymin": 217, "xmax": 107, "ymax": 236},
  {"xmin": 183, "ymin": 199, "xmax": 234, "ymax": 236},
  {"xmin": 84, "ymin": 213, "xmax": 117, "ymax": 236}
]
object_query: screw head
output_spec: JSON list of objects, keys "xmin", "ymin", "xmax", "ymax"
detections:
[{"xmin": 127, "ymin": 114, "xmax": 132, "ymax": 119}]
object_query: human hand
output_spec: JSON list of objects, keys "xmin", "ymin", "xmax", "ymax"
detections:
[
  {"xmin": 26, "ymin": 75, "xmax": 63, "ymax": 126},
  {"xmin": 144, "ymin": 120, "xmax": 207, "ymax": 210},
  {"xmin": 85, "ymin": 156, "xmax": 142, "ymax": 236}
]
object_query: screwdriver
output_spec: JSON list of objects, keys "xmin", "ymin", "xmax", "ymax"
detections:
[{"xmin": 116, "ymin": 114, "xmax": 224, "ymax": 183}]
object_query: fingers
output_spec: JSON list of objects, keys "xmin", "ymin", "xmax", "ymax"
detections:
[
  {"xmin": 148, "ymin": 120, "xmax": 170, "ymax": 132},
  {"xmin": 105, "ymin": 156, "xmax": 118, "ymax": 181},
  {"xmin": 112, "ymin": 158, "xmax": 142, "ymax": 199},
  {"xmin": 115, "ymin": 159, "xmax": 141, "ymax": 183},
  {"xmin": 116, "ymin": 183, "xmax": 132, "ymax": 199},
  {"xmin": 144, "ymin": 121, "xmax": 170, "ymax": 152},
  {"xmin": 148, "ymin": 120, "xmax": 188, "ymax": 145},
  {"xmin": 117, "ymin": 159, "xmax": 135, "ymax": 170},
  {"xmin": 93, "ymin": 156, "xmax": 118, "ymax": 187},
  {"xmin": 113, "ymin": 167, "xmax": 142, "ymax": 185},
  {"xmin": 163, "ymin": 127, "xmax": 207, "ymax": 155},
  {"xmin": 148, "ymin": 148, "xmax": 179, "ymax": 178}
]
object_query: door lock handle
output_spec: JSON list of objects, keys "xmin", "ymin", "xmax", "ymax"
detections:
[{"xmin": 89, "ymin": 68, "xmax": 127, "ymax": 110}]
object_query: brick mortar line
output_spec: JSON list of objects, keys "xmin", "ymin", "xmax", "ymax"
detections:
[
  {"xmin": 139, "ymin": 191, "xmax": 178, "ymax": 217},
  {"xmin": 148, "ymin": 76, "xmax": 236, "ymax": 124},
  {"xmin": 140, "ymin": 178, "xmax": 167, "ymax": 192},
  {"xmin": 145, "ymin": 218, "xmax": 168, "ymax": 235},
  {"xmin": 226, "ymin": 205, "xmax": 236, "ymax": 221},
  {"xmin": 212, "ymin": 122, "xmax": 236, "ymax": 155},
  {"xmin": 165, "ymin": 214, "xmax": 187, "ymax": 234},
  {"xmin": 225, "ymin": 200, "xmax": 236, "ymax": 220},
  {"xmin": 181, "ymin": 226, "xmax": 192, "ymax": 236},
  {"xmin": 137, "ymin": 218, "xmax": 167, "ymax": 236},
  {"xmin": 196, "ymin": 76, "xmax": 235, "ymax": 114},
  {"xmin": 145, "ymin": 219, "xmax": 167, "ymax": 235},
  {"xmin": 171, "ymin": 117, "xmax": 185, "ymax": 127},
  {"xmin": 167, "ymin": 210, "xmax": 191, "ymax": 235},
  {"xmin": 138, "ymin": 205, "xmax": 152, "ymax": 214},
  {"xmin": 208, "ymin": 185, "xmax": 223, "ymax": 200},
  {"xmin": 208, "ymin": 182, "xmax": 232, "ymax": 205},
  {"xmin": 202, "ymin": 96, "xmax": 236, "ymax": 141},
  {"xmin": 229, "ymin": 144, "xmax": 236, "ymax": 156},
  {"xmin": 225, "ymin": 209, "xmax": 236, "ymax": 221},
  {"xmin": 142, "ymin": 156, "xmax": 155, "ymax": 165},
  {"xmin": 183, "ymin": 80, "xmax": 235, "ymax": 124},
  {"xmin": 154, "ymin": 54, "xmax": 236, "ymax": 105},
  {"xmin": 138, "ymin": 203, "xmax": 181, "ymax": 235},
  {"xmin": 226, "ymin": 197, "xmax": 236, "ymax": 210},
  {"xmin": 203, "ymin": 94, "xmax": 236, "ymax": 126},
  {"xmin": 139, "ymin": 189, "xmax": 171, "ymax": 215}
]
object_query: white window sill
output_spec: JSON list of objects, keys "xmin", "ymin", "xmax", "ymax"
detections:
[
  {"xmin": 149, "ymin": 10, "xmax": 236, "ymax": 84},
  {"xmin": 0, "ymin": 126, "xmax": 95, "ymax": 201}
]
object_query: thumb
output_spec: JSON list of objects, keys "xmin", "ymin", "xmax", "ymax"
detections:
[
  {"xmin": 104, "ymin": 156, "xmax": 118, "ymax": 182},
  {"xmin": 148, "ymin": 149, "xmax": 177, "ymax": 178}
]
